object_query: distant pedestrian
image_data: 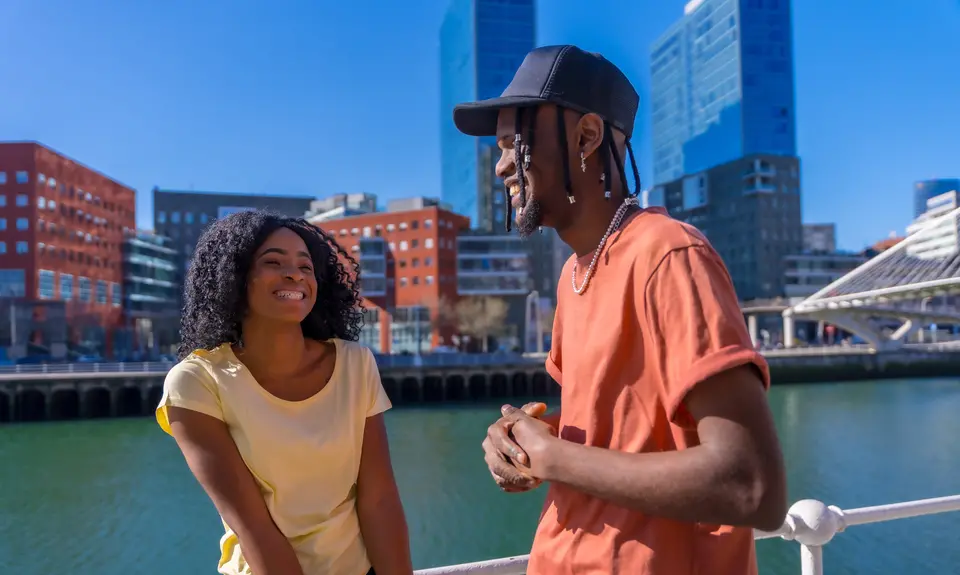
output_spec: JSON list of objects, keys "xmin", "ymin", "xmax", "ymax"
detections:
[
  {"xmin": 456, "ymin": 45, "xmax": 788, "ymax": 575},
  {"xmin": 157, "ymin": 210, "xmax": 412, "ymax": 575}
]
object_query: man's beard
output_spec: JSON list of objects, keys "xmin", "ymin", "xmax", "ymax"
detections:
[{"xmin": 515, "ymin": 198, "xmax": 543, "ymax": 238}]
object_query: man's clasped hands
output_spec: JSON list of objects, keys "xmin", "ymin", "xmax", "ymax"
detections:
[{"xmin": 482, "ymin": 402, "xmax": 560, "ymax": 492}]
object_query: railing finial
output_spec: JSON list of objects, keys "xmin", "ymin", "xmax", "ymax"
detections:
[{"xmin": 782, "ymin": 499, "xmax": 846, "ymax": 547}]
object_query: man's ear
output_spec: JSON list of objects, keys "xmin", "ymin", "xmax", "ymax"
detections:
[{"xmin": 576, "ymin": 112, "xmax": 605, "ymax": 160}]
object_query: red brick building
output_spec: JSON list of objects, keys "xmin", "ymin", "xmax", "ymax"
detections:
[
  {"xmin": 308, "ymin": 199, "xmax": 469, "ymax": 353},
  {"xmin": 0, "ymin": 142, "xmax": 136, "ymax": 356}
]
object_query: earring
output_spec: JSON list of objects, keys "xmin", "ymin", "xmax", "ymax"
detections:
[{"xmin": 580, "ymin": 152, "xmax": 587, "ymax": 172}]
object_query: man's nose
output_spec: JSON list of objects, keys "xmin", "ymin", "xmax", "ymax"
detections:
[{"xmin": 495, "ymin": 147, "xmax": 515, "ymax": 181}]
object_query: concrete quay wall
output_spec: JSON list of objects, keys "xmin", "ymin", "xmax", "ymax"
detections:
[{"xmin": 1, "ymin": 351, "xmax": 958, "ymax": 424}]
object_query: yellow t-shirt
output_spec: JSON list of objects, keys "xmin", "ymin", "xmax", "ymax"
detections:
[{"xmin": 156, "ymin": 338, "xmax": 391, "ymax": 575}]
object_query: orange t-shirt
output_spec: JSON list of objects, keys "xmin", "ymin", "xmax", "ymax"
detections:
[{"xmin": 529, "ymin": 207, "xmax": 771, "ymax": 575}]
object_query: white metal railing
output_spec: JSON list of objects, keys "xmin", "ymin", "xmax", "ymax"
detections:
[{"xmin": 413, "ymin": 494, "xmax": 960, "ymax": 575}]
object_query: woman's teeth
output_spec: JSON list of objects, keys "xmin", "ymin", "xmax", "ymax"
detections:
[{"xmin": 275, "ymin": 290, "xmax": 304, "ymax": 300}]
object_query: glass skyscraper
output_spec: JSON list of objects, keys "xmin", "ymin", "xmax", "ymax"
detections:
[
  {"xmin": 439, "ymin": 0, "xmax": 536, "ymax": 231},
  {"xmin": 914, "ymin": 179, "xmax": 960, "ymax": 218},
  {"xmin": 650, "ymin": 0, "xmax": 797, "ymax": 185}
]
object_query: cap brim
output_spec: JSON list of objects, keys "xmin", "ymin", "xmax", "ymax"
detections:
[{"xmin": 453, "ymin": 96, "xmax": 549, "ymax": 137}]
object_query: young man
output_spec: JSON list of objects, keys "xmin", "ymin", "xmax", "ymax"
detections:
[{"xmin": 453, "ymin": 45, "xmax": 787, "ymax": 574}]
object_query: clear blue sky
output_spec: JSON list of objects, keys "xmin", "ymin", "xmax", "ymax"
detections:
[{"xmin": 1, "ymin": 0, "xmax": 958, "ymax": 251}]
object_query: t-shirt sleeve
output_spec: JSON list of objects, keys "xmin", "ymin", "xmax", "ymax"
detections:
[
  {"xmin": 364, "ymin": 348, "xmax": 392, "ymax": 418},
  {"xmin": 545, "ymin": 307, "xmax": 563, "ymax": 386},
  {"xmin": 643, "ymin": 245, "xmax": 771, "ymax": 428},
  {"xmin": 156, "ymin": 359, "xmax": 224, "ymax": 435}
]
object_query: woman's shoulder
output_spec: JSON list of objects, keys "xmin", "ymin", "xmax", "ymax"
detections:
[
  {"xmin": 170, "ymin": 344, "xmax": 235, "ymax": 380},
  {"xmin": 328, "ymin": 339, "xmax": 377, "ymax": 369}
]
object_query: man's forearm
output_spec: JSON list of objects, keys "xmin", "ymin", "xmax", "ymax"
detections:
[{"xmin": 541, "ymin": 439, "xmax": 783, "ymax": 530}]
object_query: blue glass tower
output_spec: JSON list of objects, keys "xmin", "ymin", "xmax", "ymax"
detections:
[
  {"xmin": 439, "ymin": 0, "xmax": 536, "ymax": 231},
  {"xmin": 650, "ymin": 0, "xmax": 797, "ymax": 185},
  {"xmin": 914, "ymin": 179, "xmax": 960, "ymax": 218}
]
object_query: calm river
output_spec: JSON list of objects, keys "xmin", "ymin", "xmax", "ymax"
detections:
[{"xmin": 2, "ymin": 378, "xmax": 960, "ymax": 574}]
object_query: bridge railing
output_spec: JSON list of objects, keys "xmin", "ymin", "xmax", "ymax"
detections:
[
  {"xmin": 0, "ymin": 361, "xmax": 175, "ymax": 375},
  {"xmin": 412, "ymin": 494, "xmax": 960, "ymax": 575}
]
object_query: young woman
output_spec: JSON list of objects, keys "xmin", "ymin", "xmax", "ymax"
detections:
[{"xmin": 156, "ymin": 210, "xmax": 412, "ymax": 575}]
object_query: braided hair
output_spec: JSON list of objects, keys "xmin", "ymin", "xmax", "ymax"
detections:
[{"xmin": 506, "ymin": 106, "xmax": 642, "ymax": 233}]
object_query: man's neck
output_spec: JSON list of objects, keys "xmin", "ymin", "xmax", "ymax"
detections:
[{"xmin": 556, "ymin": 198, "xmax": 626, "ymax": 258}]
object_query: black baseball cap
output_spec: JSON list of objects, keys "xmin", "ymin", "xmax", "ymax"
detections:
[{"xmin": 453, "ymin": 45, "xmax": 640, "ymax": 140}]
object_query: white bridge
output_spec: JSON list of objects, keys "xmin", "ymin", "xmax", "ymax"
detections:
[
  {"xmin": 413, "ymin": 494, "xmax": 960, "ymax": 575},
  {"xmin": 764, "ymin": 205, "xmax": 960, "ymax": 351}
]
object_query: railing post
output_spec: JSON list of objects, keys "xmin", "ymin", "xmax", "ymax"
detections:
[{"xmin": 800, "ymin": 544, "xmax": 823, "ymax": 575}]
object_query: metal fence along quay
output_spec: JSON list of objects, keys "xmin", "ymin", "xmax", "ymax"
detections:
[{"xmin": 412, "ymin": 494, "xmax": 960, "ymax": 575}]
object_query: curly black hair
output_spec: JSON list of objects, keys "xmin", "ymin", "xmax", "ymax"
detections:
[{"xmin": 177, "ymin": 210, "xmax": 364, "ymax": 359}]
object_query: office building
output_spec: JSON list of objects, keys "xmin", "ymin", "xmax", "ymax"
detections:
[
  {"xmin": 660, "ymin": 155, "xmax": 802, "ymax": 300},
  {"xmin": 803, "ymin": 224, "xmax": 836, "ymax": 253},
  {"xmin": 304, "ymin": 193, "xmax": 378, "ymax": 221},
  {"xmin": 905, "ymin": 190, "xmax": 959, "ymax": 260},
  {"xmin": 457, "ymin": 232, "xmax": 531, "ymax": 351},
  {"xmin": 0, "ymin": 142, "xmax": 136, "ymax": 359},
  {"xmin": 650, "ymin": 0, "xmax": 797, "ymax": 185},
  {"xmin": 118, "ymin": 231, "xmax": 180, "ymax": 359},
  {"xmin": 439, "ymin": 0, "xmax": 536, "ymax": 231},
  {"xmin": 651, "ymin": 0, "xmax": 800, "ymax": 300},
  {"xmin": 308, "ymin": 197, "xmax": 469, "ymax": 353},
  {"xmin": 783, "ymin": 251, "xmax": 866, "ymax": 299},
  {"xmin": 913, "ymin": 179, "xmax": 960, "ymax": 219},
  {"xmin": 152, "ymin": 188, "xmax": 314, "ymax": 284}
]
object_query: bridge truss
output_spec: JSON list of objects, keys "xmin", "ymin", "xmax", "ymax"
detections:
[{"xmin": 785, "ymin": 207, "xmax": 960, "ymax": 350}]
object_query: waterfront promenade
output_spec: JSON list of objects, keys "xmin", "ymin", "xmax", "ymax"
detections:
[{"xmin": 1, "ymin": 346, "xmax": 960, "ymax": 423}]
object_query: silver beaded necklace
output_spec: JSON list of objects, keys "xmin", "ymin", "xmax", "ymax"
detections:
[{"xmin": 571, "ymin": 197, "xmax": 639, "ymax": 295}]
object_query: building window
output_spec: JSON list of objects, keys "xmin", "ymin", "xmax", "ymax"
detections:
[
  {"xmin": 363, "ymin": 226, "xmax": 372, "ymax": 238},
  {"xmin": 15, "ymin": 171, "xmax": 28, "ymax": 184},
  {"xmin": 412, "ymin": 276, "xmax": 420, "ymax": 285},
  {"xmin": 16, "ymin": 194, "xmax": 27, "ymax": 206},
  {"xmin": 185, "ymin": 212, "xmax": 194, "ymax": 224},
  {"xmin": 389, "ymin": 242, "xmax": 396, "ymax": 251},
  {"xmin": 399, "ymin": 222, "xmax": 408, "ymax": 230},
  {"xmin": 111, "ymin": 282, "xmax": 121, "ymax": 306},
  {"xmin": 0, "ymin": 269, "xmax": 26, "ymax": 297},
  {"xmin": 60, "ymin": 274, "xmax": 74, "ymax": 301},
  {"xmin": 171, "ymin": 212, "xmax": 180, "ymax": 224},
  {"xmin": 0, "ymin": 172, "xmax": 6, "ymax": 184},
  {"xmin": 16, "ymin": 218, "xmax": 28, "ymax": 230},
  {"xmin": 38, "ymin": 270, "xmax": 55, "ymax": 299},
  {"xmin": 96, "ymin": 280, "xmax": 107, "ymax": 304},
  {"xmin": 37, "ymin": 173, "xmax": 46, "ymax": 184},
  {"xmin": 400, "ymin": 277, "xmax": 408, "ymax": 286},
  {"xmin": 158, "ymin": 211, "xmax": 167, "ymax": 224},
  {"xmin": 425, "ymin": 257, "xmax": 432, "ymax": 266},
  {"xmin": 48, "ymin": 177, "xmax": 57, "ymax": 189},
  {"xmin": 0, "ymin": 242, "xmax": 5, "ymax": 254},
  {"xmin": 411, "ymin": 221, "xmax": 419, "ymax": 230},
  {"xmin": 79, "ymin": 277, "xmax": 91, "ymax": 302},
  {"xmin": 426, "ymin": 275, "xmax": 434, "ymax": 285},
  {"xmin": 16, "ymin": 242, "xmax": 27, "ymax": 254},
  {"xmin": 0, "ymin": 195, "xmax": 5, "ymax": 207},
  {"xmin": 48, "ymin": 199, "xmax": 56, "ymax": 210},
  {"xmin": 387, "ymin": 224, "xmax": 395, "ymax": 232},
  {"xmin": 38, "ymin": 196, "xmax": 46, "ymax": 209},
  {"xmin": 0, "ymin": 219, "xmax": 5, "ymax": 230},
  {"xmin": 399, "ymin": 241, "xmax": 408, "ymax": 251},
  {"xmin": 351, "ymin": 227, "xmax": 360, "ymax": 236},
  {"xmin": 200, "ymin": 213, "xmax": 209, "ymax": 224},
  {"xmin": 412, "ymin": 239, "xmax": 419, "ymax": 248},
  {"xmin": 425, "ymin": 238, "xmax": 434, "ymax": 248},
  {"xmin": 424, "ymin": 219, "xmax": 433, "ymax": 228}
]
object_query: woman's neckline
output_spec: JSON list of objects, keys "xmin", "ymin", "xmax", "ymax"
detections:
[{"xmin": 226, "ymin": 338, "xmax": 341, "ymax": 405}]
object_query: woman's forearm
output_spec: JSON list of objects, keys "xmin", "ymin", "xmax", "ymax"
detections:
[
  {"xmin": 358, "ymin": 489, "xmax": 413, "ymax": 575},
  {"xmin": 234, "ymin": 523, "xmax": 305, "ymax": 575}
]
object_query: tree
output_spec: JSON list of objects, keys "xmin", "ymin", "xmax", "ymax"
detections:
[{"xmin": 454, "ymin": 296, "xmax": 508, "ymax": 353}]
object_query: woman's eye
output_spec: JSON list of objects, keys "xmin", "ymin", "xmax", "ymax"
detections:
[
  {"xmin": 301, "ymin": 266, "xmax": 313, "ymax": 273},
  {"xmin": 264, "ymin": 260, "xmax": 280, "ymax": 266}
]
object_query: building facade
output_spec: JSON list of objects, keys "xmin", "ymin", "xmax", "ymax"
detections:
[
  {"xmin": 439, "ymin": 0, "xmax": 536, "ymax": 231},
  {"xmin": 650, "ymin": 0, "xmax": 797, "ymax": 185},
  {"xmin": 660, "ymin": 155, "xmax": 802, "ymax": 300},
  {"xmin": 152, "ymin": 188, "xmax": 315, "ymax": 285},
  {"xmin": 802, "ymin": 223, "xmax": 837, "ymax": 253},
  {"xmin": 913, "ymin": 179, "xmax": 960, "ymax": 219},
  {"xmin": 118, "ymin": 231, "xmax": 180, "ymax": 359},
  {"xmin": 783, "ymin": 252, "xmax": 866, "ymax": 299},
  {"xmin": 0, "ymin": 142, "xmax": 136, "ymax": 359},
  {"xmin": 307, "ymin": 198, "xmax": 470, "ymax": 353},
  {"xmin": 905, "ymin": 190, "xmax": 958, "ymax": 260}
]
